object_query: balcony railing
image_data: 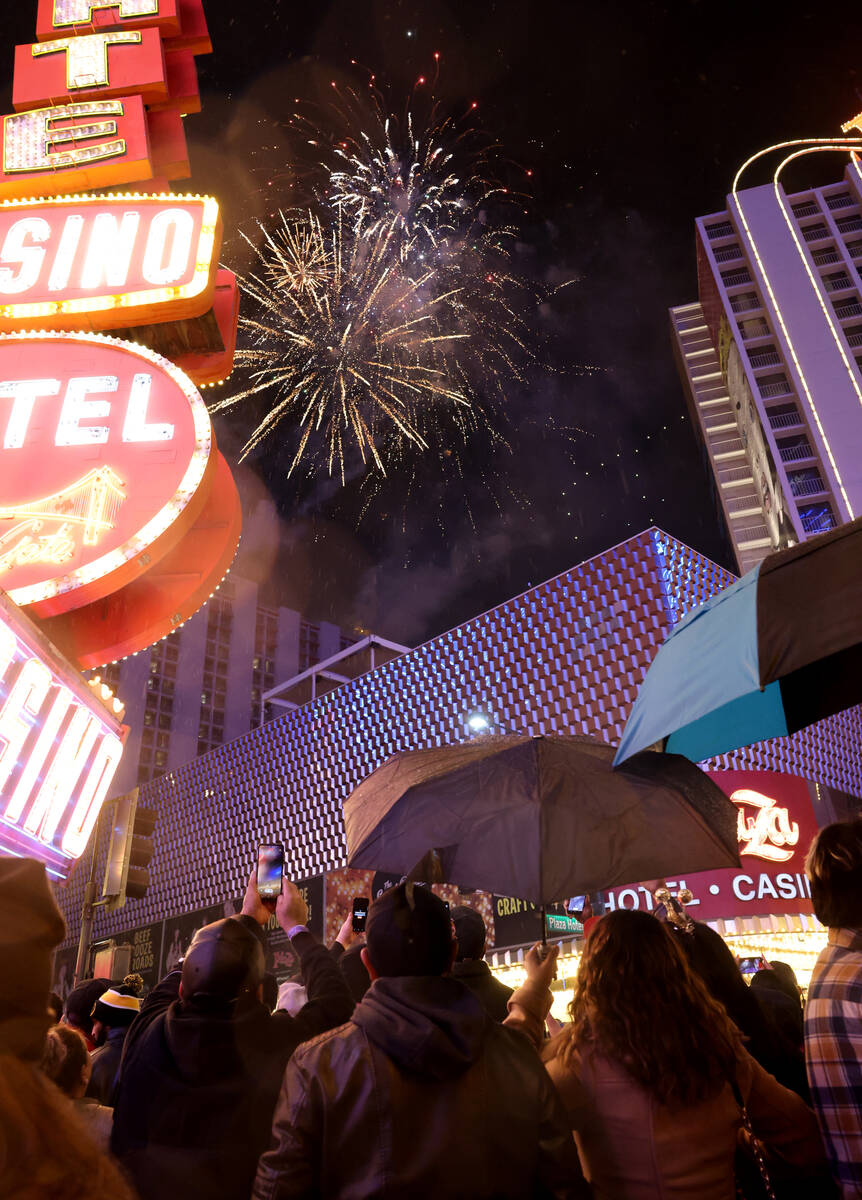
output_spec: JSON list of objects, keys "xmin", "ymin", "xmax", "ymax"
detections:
[
  {"xmin": 791, "ymin": 202, "xmax": 820, "ymax": 218},
  {"xmin": 846, "ymin": 240, "xmax": 862, "ymax": 257},
  {"xmin": 802, "ymin": 224, "xmax": 829, "ymax": 242},
  {"xmin": 778, "ymin": 443, "xmax": 814, "ymax": 463},
  {"xmin": 730, "ymin": 294, "xmax": 762, "ymax": 313},
  {"xmin": 713, "ymin": 245, "xmax": 743, "ymax": 263},
  {"xmin": 834, "ymin": 300, "xmax": 862, "ymax": 319},
  {"xmin": 812, "ymin": 249, "xmax": 841, "ymax": 266},
  {"xmin": 846, "ymin": 329, "xmax": 862, "ymax": 347},
  {"xmin": 749, "ymin": 350, "xmax": 782, "ymax": 368},
  {"xmin": 760, "ymin": 381, "xmax": 793, "ymax": 399},
  {"xmin": 836, "ymin": 216, "xmax": 862, "ymax": 233},
  {"xmin": 826, "ymin": 193, "xmax": 856, "ymax": 210},
  {"xmin": 824, "ymin": 275, "xmax": 853, "ymax": 292},
  {"xmin": 789, "ymin": 476, "xmax": 827, "ymax": 497},
  {"xmin": 767, "ymin": 410, "xmax": 803, "ymax": 428},
  {"xmin": 800, "ymin": 510, "xmax": 836, "ymax": 533},
  {"xmin": 721, "ymin": 269, "xmax": 752, "ymax": 287},
  {"xmin": 706, "ymin": 221, "xmax": 734, "ymax": 239}
]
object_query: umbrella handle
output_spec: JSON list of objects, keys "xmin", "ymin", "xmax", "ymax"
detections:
[{"xmin": 541, "ymin": 903, "xmax": 547, "ymax": 948}]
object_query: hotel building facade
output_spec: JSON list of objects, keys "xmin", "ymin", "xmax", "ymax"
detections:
[{"xmin": 672, "ymin": 154, "xmax": 862, "ymax": 572}]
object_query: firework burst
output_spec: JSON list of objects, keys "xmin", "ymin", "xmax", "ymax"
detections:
[
  {"xmin": 214, "ymin": 205, "xmax": 508, "ymax": 481},
  {"xmin": 216, "ymin": 74, "xmax": 561, "ymax": 487}
]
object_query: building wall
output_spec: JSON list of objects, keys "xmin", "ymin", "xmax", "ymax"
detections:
[
  {"xmin": 673, "ymin": 161, "xmax": 862, "ymax": 572},
  {"xmin": 55, "ymin": 528, "xmax": 862, "ymax": 952},
  {"xmin": 96, "ymin": 573, "xmax": 359, "ymax": 796}
]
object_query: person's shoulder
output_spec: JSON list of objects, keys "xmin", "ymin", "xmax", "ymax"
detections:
[{"xmin": 291, "ymin": 1019, "xmax": 364, "ymax": 1064}]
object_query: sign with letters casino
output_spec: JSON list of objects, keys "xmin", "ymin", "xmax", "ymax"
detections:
[
  {"xmin": 0, "ymin": 0, "xmax": 240, "ymax": 875},
  {"xmin": 0, "ymin": 0, "xmax": 240, "ymax": 669},
  {"xmin": 602, "ymin": 771, "xmax": 820, "ymax": 922}
]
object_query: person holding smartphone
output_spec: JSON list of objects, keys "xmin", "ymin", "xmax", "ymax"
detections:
[{"xmin": 111, "ymin": 859, "xmax": 354, "ymax": 1200}]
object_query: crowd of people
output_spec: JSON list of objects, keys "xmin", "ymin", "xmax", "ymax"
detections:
[{"xmin": 0, "ymin": 815, "xmax": 859, "ymax": 1199}]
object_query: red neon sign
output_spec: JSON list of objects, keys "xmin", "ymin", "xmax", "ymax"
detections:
[
  {"xmin": 0, "ymin": 331, "xmax": 215, "ymax": 616},
  {"xmin": 36, "ymin": 0, "xmax": 181, "ymax": 40},
  {"xmin": 603, "ymin": 771, "xmax": 820, "ymax": 921},
  {"xmin": 14, "ymin": 27, "xmax": 170, "ymax": 111},
  {"xmin": 0, "ymin": 586, "xmax": 126, "ymax": 879},
  {"xmin": 0, "ymin": 194, "xmax": 221, "ymax": 331},
  {"xmin": 0, "ymin": 95, "xmax": 155, "ymax": 200}
]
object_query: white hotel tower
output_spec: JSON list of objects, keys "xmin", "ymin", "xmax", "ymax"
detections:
[{"xmin": 672, "ymin": 138, "xmax": 862, "ymax": 573}]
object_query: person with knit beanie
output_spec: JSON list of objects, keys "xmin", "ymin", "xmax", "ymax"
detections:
[
  {"xmin": 0, "ymin": 857, "xmax": 135, "ymax": 1200},
  {"xmin": 87, "ymin": 974, "xmax": 144, "ymax": 1105}
]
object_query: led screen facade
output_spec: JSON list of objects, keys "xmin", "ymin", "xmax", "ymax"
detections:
[{"xmin": 53, "ymin": 528, "xmax": 862, "ymax": 952}]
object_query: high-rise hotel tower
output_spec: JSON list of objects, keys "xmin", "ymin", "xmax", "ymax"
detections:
[{"xmin": 672, "ymin": 138, "xmax": 862, "ymax": 572}]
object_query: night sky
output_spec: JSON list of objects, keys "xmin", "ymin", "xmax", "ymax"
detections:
[{"xmin": 1, "ymin": 3, "xmax": 858, "ymax": 645}]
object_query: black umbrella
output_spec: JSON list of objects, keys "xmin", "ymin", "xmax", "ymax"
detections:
[{"xmin": 344, "ymin": 734, "xmax": 740, "ymax": 911}]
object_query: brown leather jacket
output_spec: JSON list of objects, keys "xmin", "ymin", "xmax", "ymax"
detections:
[{"xmin": 253, "ymin": 974, "xmax": 590, "ymax": 1199}]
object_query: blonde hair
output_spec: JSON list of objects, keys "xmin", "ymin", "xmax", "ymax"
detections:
[
  {"xmin": 0, "ymin": 1053, "xmax": 135, "ymax": 1200},
  {"xmin": 40, "ymin": 1025, "xmax": 89, "ymax": 1096}
]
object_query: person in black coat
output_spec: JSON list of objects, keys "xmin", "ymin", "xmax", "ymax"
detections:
[
  {"xmin": 450, "ymin": 905, "xmax": 513, "ymax": 1022},
  {"xmin": 111, "ymin": 873, "xmax": 354, "ymax": 1200},
  {"xmin": 86, "ymin": 973, "xmax": 143, "ymax": 1105}
]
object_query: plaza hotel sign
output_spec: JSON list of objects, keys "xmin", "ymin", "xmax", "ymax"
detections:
[
  {"xmin": 0, "ymin": 0, "xmax": 241, "ymax": 873},
  {"xmin": 603, "ymin": 771, "xmax": 820, "ymax": 922}
]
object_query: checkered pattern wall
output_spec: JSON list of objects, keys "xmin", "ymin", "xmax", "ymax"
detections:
[{"xmin": 54, "ymin": 527, "xmax": 862, "ymax": 948}]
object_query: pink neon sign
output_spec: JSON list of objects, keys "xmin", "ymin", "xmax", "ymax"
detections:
[{"xmin": 0, "ymin": 584, "xmax": 126, "ymax": 878}]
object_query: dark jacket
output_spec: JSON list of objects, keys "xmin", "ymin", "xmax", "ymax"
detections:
[
  {"xmin": 252, "ymin": 974, "xmax": 589, "ymax": 1199},
  {"xmin": 453, "ymin": 958, "xmax": 514, "ymax": 1022},
  {"xmin": 111, "ymin": 921, "xmax": 354, "ymax": 1200},
  {"xmin": 86, "ymin": 1025, "xmax": 127, "ymax": 1105}
]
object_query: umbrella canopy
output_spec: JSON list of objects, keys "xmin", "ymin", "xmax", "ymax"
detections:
[
  {"xmin": 615, "ymin": 517, "xmax": 862, "ymax": 765},
  {"xmin": 344, "ymin": 734, "xmax": 739, "ymax": 904}
]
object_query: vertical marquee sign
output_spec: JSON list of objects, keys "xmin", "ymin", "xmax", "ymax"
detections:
[{"xmin": 0, "ymin": 0, "xmax": 241, "ymax": 878}]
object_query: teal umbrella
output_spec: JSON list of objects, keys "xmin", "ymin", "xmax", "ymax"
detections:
[{"xmin": 615, "ymin": 517, "xmax": 862, "ymax": 764}]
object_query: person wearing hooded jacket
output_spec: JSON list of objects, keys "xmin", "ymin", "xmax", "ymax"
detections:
[
  {"xmin": 253, "ymin": 881, "xmax": 590, "ymax": 1199},
  {"xmin": 111, "ymin": 871, "xmax": 354, "ymax": 1200}
]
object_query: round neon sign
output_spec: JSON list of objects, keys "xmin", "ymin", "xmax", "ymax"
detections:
[{"xmin": 0, "ymin": 331, "xmax": 214, "ymax": 615}]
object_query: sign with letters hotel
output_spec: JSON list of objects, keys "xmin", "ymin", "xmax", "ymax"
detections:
[
  {"xmin": 0, "ymin": 0, "xmax": 240, "ymax": 877},
  {"xmin": 602, "ymin": 771, "xmax": 820, "ymax": 921}
]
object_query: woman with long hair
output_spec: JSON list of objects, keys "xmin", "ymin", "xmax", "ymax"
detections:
[{"xmin": 542, "ymin": 910, "xmax": 825, "ymax": 1199}]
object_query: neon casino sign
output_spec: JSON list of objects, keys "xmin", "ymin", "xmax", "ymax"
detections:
[
  {"xmin": 0, "ymin": 586, "xmax": 126, "ymax": 879},
  {"xmin": 0, "ymin": 0, "xmax": 239, "ymax": 879},
  {"xmin": 0, "ymin": 194, "xmax": 222, "ymax": 332}
]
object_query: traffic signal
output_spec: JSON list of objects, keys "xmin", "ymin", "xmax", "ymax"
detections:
[{"xmin": 103, "ymin": 789, "xmax": 156, "ymax": 911}]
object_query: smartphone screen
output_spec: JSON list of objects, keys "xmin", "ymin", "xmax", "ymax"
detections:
[
  {"xmin": 352, "ymin": 897, "xmax": 369, "ymax": 933},
  {"xmin": 257, "ymin": 843, "xmax": 284, "ymax": 900},
  {"xmin": 738, "ymin": 956, "xmax": 768, "ymax": 976}
]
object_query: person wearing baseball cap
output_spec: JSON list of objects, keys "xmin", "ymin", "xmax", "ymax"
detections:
[
  {"xmin": 254, "ymin": 881, "xmax": 588, "ymax": 1199},
  {"xmin": 111, "ymin": 868, "xmax": 353, "ymax": 1200},
  {"xmin": 86, "ymin": 974, "xmax": 143, "ymax": 1105}
]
